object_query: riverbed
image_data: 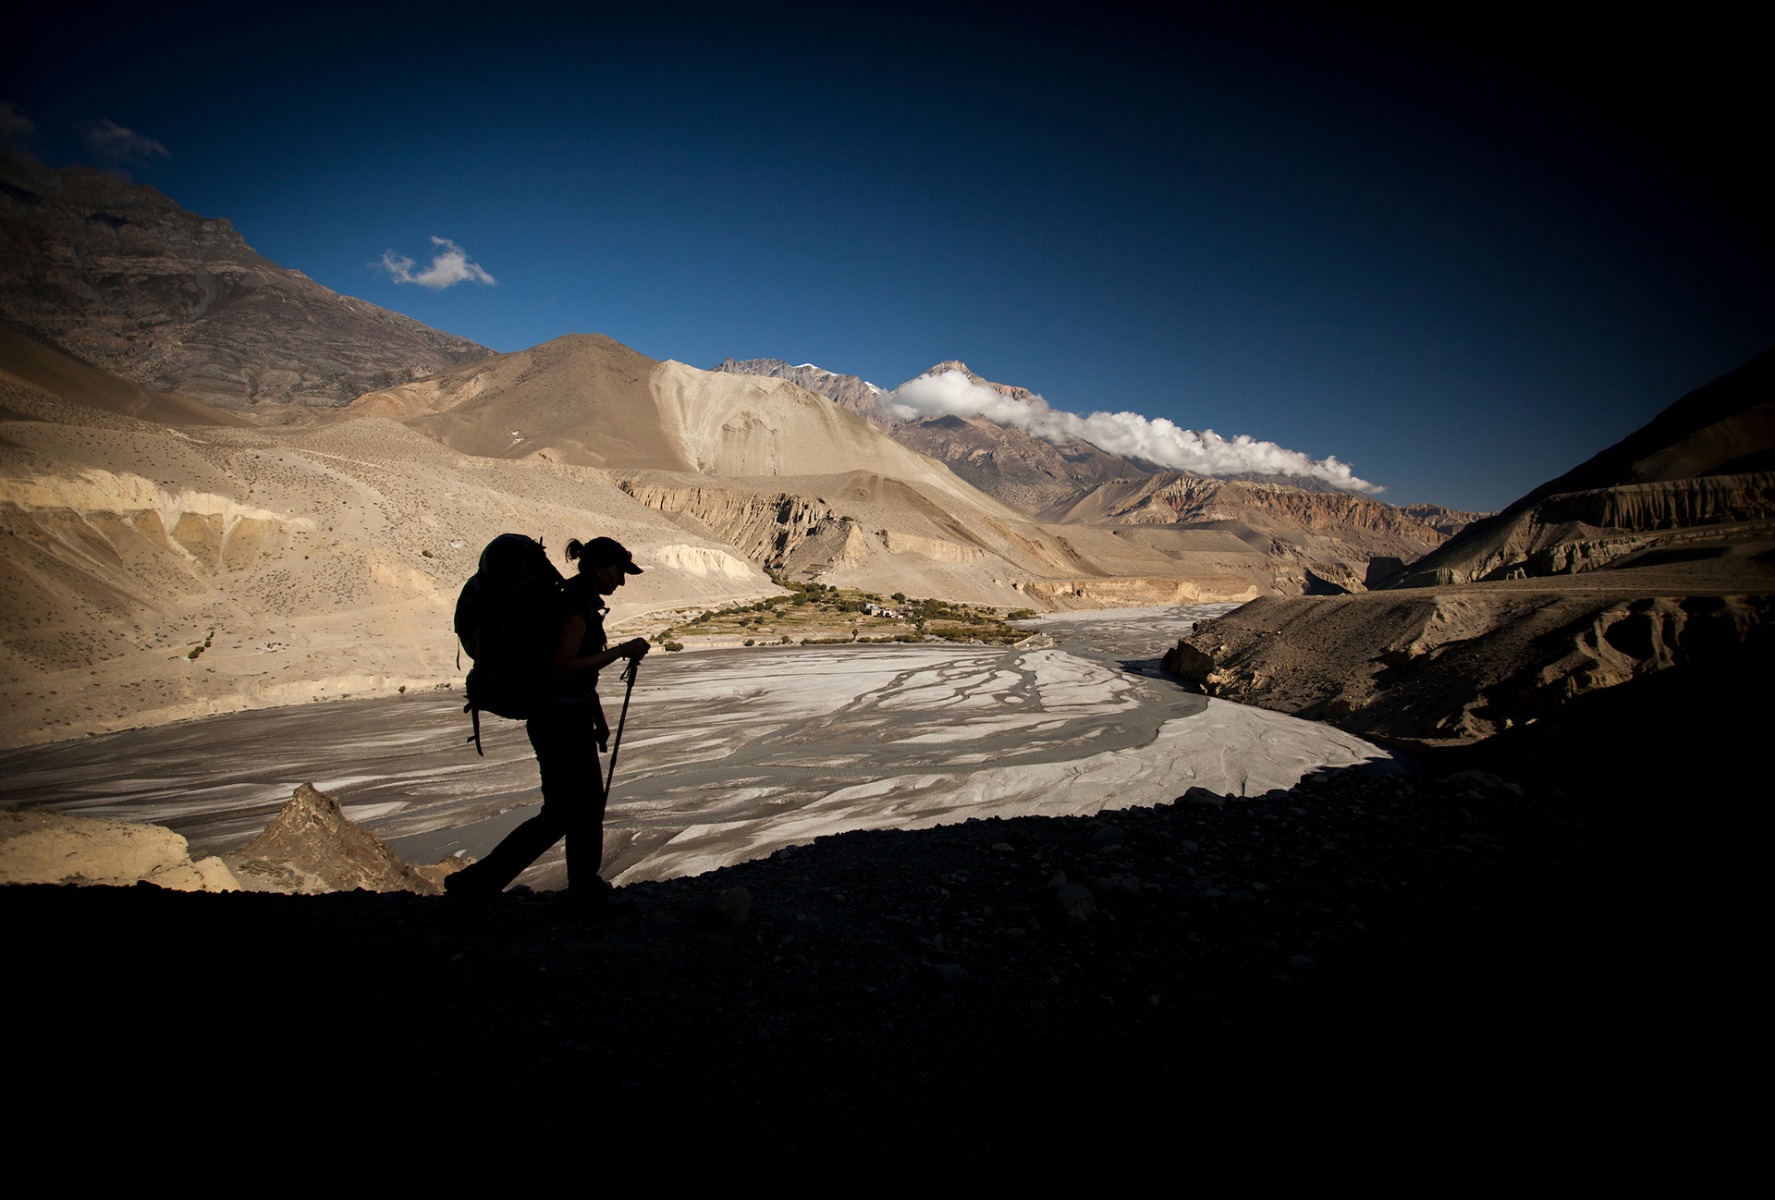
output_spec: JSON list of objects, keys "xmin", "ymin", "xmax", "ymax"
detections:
[{"xmin": 0, "ymin": 604, "xmax": 1387, "ymax": 885}]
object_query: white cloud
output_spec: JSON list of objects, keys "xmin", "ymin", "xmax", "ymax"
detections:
[
  {"xmin": 80, "ymin": 118, "xmax": 169, "ymax": 166},
  {"xmin": 891, "ymin": 370, "xmax": 1382, "ymax": 493},
  {"xmin": 374, "ymin": 236, "xmax": 497, "ymax": 288}
]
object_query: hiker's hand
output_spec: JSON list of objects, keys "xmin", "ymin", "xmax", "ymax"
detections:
[
  {"xmin": 624, "ymin": 638, "xmax": 650, "ymax": 661},
  {"xmin": 595, "ymin": 712, "xmax": 610, "ymax": 752}
]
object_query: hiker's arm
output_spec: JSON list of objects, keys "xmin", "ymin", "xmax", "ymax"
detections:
[{"xmin": 553, "ymin": 618, "xmax": 649, "ymax": 678}]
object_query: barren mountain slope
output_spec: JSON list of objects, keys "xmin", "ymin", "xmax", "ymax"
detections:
[
  {"xmin": 1402, "ymin": 347, "xmax": 1775, "ymax": 585},
  {"xmin": 716, "ymin": 356, "xmax": 1152, "ymax": 516},
  {"xmin": 719, "ymin": 355, "xmax": 1470, "ymax": 593},
  {"xmin": 1167, "ymin": 349, "xmax": 1775, "ymax": 743},
  {"xmin": 0, "ymin": 333, "xmax": 770, "ymax": 748},
  {"xmin": 0, "ymin": 325, "xmax": 254, "ymax": 428},
  {"xmin": 0, "ymin": 155, "xmax": 490, "ymax": 408},
  {"xmin": 650, "ymin": 361, "xmax": 1024, "ymax": 514},
  {"xmin": 713, "ymin": 357, "xmax": 897, "ymax": 423},
  {"xmin": 1057, "ymin": 473, "xmax": 1450, "ymax": 594},
  {"xmin": 361, "ymin": 339, "xmax": 1021, "ymax": 513},
  {"xmin": 355, "ymin": 337, "xmax": 1249, "ymax": 603},
  {"xmin": 1396, "ymin": 502, "xmax": 1492, "ymax": 539},
  {"xmin": 1171, "ymin": 564, "xmax": 1771, "ymax": 743},
  {"xmin": 352, "ymin": 334, "xmax": 685, "ymax": 469}
]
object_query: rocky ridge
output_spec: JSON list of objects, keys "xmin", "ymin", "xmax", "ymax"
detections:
[
  {"xmin": 229, "ymin": 782, "xmax": 456, "ymax": 894},
  {"xmin": 1056, "ymin": 472, "xmax": 1451, "ymax": 593},
  {"xmin": 714, "ymin": 357, "xmax": 895, "ymax": 423},
  {"xmin": 717, "ymin": 355, "xmax": 1155, "ymax": 516},
  {"xmin": 0, "ymin": 155, "xmax": 491, "ymax": 408},
  {"xmin": 1402, "ymin": 346, "xmax": 1775, "ymax": 586},
  {"xmin": 1168, "ymin": 572, "xmax": 1771, "ymax": 742},
  {"xmin": 718, "ymin": 355, "xmax": 1473, "ymax": 593},
  {"xmin": 1165, "ymin": 350, "xmax": 1775, "ymax": 744},
  {"xmin": 1397, "ymin": 501, "xmax": 1493, "ymax": 538}
]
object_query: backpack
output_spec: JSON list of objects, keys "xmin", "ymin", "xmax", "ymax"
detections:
[{"xmin": 454, "ymin": 534, "xmax": 566, "ymax": 754}]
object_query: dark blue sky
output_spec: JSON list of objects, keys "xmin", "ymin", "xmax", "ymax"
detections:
[{"xmin": 9, "ymin": 3, "xmax": 1768, "ymax": 510}]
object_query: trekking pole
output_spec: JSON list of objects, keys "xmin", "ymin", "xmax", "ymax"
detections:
[{"xmin": 604, "ymin": 654, "xmax": 639, "ymax": 796}]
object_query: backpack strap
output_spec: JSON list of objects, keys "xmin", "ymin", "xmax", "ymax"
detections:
[{"xmin": 465, "ymin": 699, "xmax": 485, "ymax": 756}]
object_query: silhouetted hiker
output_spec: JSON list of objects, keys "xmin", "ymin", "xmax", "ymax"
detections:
[{"xmin": 446, "ymin": 536, "xmax": 649, "ymax": 915}]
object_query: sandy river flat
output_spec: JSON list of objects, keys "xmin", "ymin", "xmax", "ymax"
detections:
[{"xmin": 0, "ymin": 605, "xmax": 1387, "ymax": 886}]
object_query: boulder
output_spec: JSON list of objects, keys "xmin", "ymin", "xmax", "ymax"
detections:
[
  {"xmin": 0, "ymin": 810, "xmax": 240, "ymax": 891},
  {"xmin": 227, "ymin": 783, "xmax": 441, "ymax": 895}
]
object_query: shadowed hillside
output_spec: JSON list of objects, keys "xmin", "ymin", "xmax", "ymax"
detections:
[
  {"xmin": 1400, "ymin": 347, "xmax": 1775, "ymax": 585},
  {"xmin": 1166, "ymin": 349, "xmax": 1775, "ymax": 744}
]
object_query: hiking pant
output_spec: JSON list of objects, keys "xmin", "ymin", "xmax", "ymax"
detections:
[{"xmin": 453, "ymin": 702, "xmax": 605, "ymax": 896}]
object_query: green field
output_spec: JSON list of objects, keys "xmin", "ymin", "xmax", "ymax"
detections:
[{"xmin": 651, "ymin": 579, "xmax": 1039, "ymax": 651}]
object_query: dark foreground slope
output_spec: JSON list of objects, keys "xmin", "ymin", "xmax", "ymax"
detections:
[{"xmin": 6, "ymin": 743, "xmax": 1698, "ymax": 1179}]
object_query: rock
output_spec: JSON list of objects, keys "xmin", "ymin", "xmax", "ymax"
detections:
[
  {"xmin": 0, "ymin": 809, "xmax": 240, "ymax": 891},
  {"xmin": 1162, "ymin": 640, "xmax": 1216, "ymax": 682},
  {"xmin": 1050, "ymin": 882, "xmax": 1097, "ymax": 925},
  {"xmin": 707, "ymin": 886, "xmax": 752, "ymax": 930},
  {"xmin": 1088, "ymin": 824, "xmax": 1126, "ymax": 849},
  {"xmin": 226, "ymin": 783, "xmax": 438, "ymax": 895},
  {"xmin": 411, "ymin": 855, "xmax": 473, "ymax": 891}
]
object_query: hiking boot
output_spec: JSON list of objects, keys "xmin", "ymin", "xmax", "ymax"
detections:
[
  {"xmin": 570, "ymin": 878, "xmax": 631, "ymax": 919},
  {"xmin": 443, "ymin": 870, "xmax": 493, "ymax": 923}
]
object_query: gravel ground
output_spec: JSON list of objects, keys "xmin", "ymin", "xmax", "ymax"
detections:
[{"xmin": 8, "ymin": 741, "xmax": 1677, "ymax": 1178}]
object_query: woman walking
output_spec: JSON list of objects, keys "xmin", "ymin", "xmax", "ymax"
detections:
[{"xmin": 445, "ymin": 536, "xmax": 650, "ymax": 915}]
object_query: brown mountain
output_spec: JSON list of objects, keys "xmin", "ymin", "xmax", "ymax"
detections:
[
  {"xmin": 0, "ymin": 155, "xmax": 491, "ymax": 409},
  {"xmin": 1399, "ymin": 347, "xmax": 1775, "ymax": 585},
  {"xmin": 719, "ymin": 355, "xmax": 1466, "ymax": 592},
  {"xmin": 354, "ymin": 337, "xmax": 1188, "ymax": 601},
  {"xmin": 1056, "ymin": 473, "xmax": 1453, "ymax": 594},
  {"xmin": 0, "ymin": 326, "xmax": 777, "ymax": 748},
  {"xmin": 716, "ymin": 357, "xmax": 1152, "ymax": 516},
  {"xmin": 713, "ymin": 357, "xmax": 898, "ymax": 424},
  {"xmin": 1396, "ymin": 502, "xmax": 1492, "ymax": 539},
  {"xmin": 367, "ymin": 337, "xmax": 1464, "ymax": 607}
]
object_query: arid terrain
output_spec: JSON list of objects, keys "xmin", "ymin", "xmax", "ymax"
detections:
[
  {"xmin": 1166, "ymin": 348, "xmax": 1774, "ymax": 746},
  {"xmin": 0, "ymin": 154, "xmax": 1763, "ymax": 1177},
  {"xmin": 0, "ymin": 154, "xmax": 1497, "ymax": 751}
]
